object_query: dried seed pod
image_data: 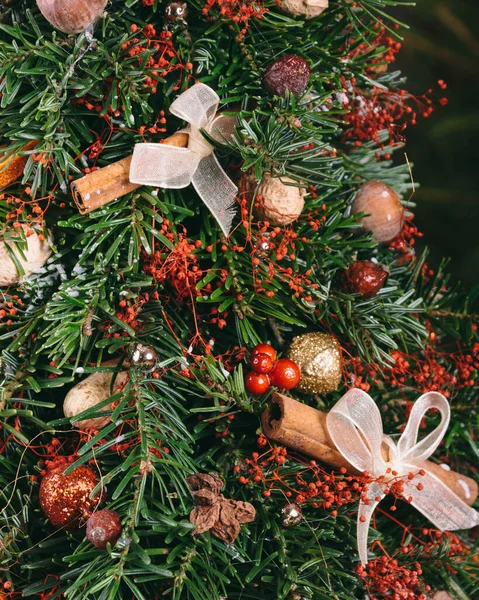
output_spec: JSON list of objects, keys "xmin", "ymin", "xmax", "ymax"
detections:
[
  {"xmin": 246, "ymin": 172, "xmax": 306, "ymax": 226},
  {"xmin": 262, "ymin": 55, "xmax": 311, "ymax": 98},
  {"xmin": 86, "ymin": 509, "xmax": 122, "ymax": 549},
  {"xmin": 339, "ymin": 260, "xmax": 389, "ymax": 298},
  {"xmin": 36, "ymin": 0, "xmax": 108, "ymax": 34},
  {"xmin": 279, "ymin": 0, "xmax": 328, "ymax": 19},
  {"xmin": 351, "ymin": 181, "xmax": 405, "ymax": 242},
  {"xmin": 0, "ymin": 228, "xmax": 52, "ymax": 287}
]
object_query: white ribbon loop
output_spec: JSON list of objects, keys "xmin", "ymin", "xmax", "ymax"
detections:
[
  {"xmin": 326, "ymin": 389, "xmax": 479, "ymax": 566},
  {"xmin": 130, "ymin": 83, "xmax": 238, "ymax": 237}
]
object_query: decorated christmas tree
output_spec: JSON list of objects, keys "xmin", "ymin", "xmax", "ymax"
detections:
[{"xmin": 0, "ymin": 1, "xmax": 478, "ymax": 599}]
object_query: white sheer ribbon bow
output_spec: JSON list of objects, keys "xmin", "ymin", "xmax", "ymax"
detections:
[
  {"xmin": 326, "ymin": 389, "xmax": 479, "ymax": 566},
  {"xmin": 130, "ymin": 83, "xmax": 238, "ymax": 237}
]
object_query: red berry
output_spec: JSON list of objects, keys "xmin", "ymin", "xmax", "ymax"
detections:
[
  {"xmin": 250, "ymin": 353, "xmax": 274, "ymax": 374},
  {"xmin": 251, "ymin": 343, "xmax": 277, "ymax": 363},
  {"xmin": 245, "ymin": 372, "xmax": 270, "ymax": 395},
  {"xmin": 269, "ymin": 359, "xmax": 300, "ymax": 390}
]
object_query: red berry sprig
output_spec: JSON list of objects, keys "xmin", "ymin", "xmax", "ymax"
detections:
[{"xmin": 245, "ymin": 343, "xmax": 300, "ymax": 395}]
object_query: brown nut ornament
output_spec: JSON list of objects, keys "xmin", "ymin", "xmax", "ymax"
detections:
[
  {"xmin": 351, "ymin": 181, "xmax": 405, "ymax": 242},
  {"xmin": 287, "ymin": 333, "xmax": 342, "ymax": 394},
  {"xmin": 36, "ymin": 0, "xmax": 108, "ymax": 34},
  {"xmin": 86, "ymin": 509, "xmax": 122, "ymax": 549},
  {"xmin": 339, "ymin": 260, "xmax": 389, "ymax": 298},
  {"xmin": 279, "ymin": 0, "xmax": 328, "ymax": 19},
  {"xmin": 0, "ymin": 228, "xmax": 52, "ymax": 287},
  {"xmin": 246, "ymin": 172, "xmax": 306, "ymax": 226}
]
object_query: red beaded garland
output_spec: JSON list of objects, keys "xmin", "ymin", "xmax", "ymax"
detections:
[
  {"xmin": 269, "ymin": 358, "xmax": 301, "ymax": 390},
  {"xmin": 245, "ymin": 372, "xmax": 270, "ymax": 395}
]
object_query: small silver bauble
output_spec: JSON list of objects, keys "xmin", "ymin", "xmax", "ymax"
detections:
[{"xmin": 280, "ymin": 502, "xmax": 302, "ymax": 527}]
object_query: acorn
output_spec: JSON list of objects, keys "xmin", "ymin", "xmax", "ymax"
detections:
[
  {"xmin": 279, "ymin": 0, "xmax": 328, "ymax": 19},
  {"xmin": 36, "ymin": 0, "xmax": 108, "ymax": 34},
  {"xmin": 351, "ymin": 181, "xmax": 405, "ymax": 242},
  {"xmin": 262, "ymin": 55, "xmax": 311, "ymax": 98},
  {"xmin": 339, "ymin": 260, "xmax": 389, "ymax": 298}
]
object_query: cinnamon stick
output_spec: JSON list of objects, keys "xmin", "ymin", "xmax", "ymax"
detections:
[
  {"xmin": 262, "ymin": 392, "xmax": 478, "ymax": 506},
  {"xmin": 71, "ymin": 132, "xmax": 189, "ymax": 214}
]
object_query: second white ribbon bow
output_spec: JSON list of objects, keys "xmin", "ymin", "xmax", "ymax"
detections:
[
  {"xmin": 326, "ymin": 389, "xmax": 479, "ymax": 565},
  {"xmin": 130, "ymin": 83, "xmax": 238, "ymax": 237}
]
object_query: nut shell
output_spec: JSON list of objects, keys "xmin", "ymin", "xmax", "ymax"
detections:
[
  {"xmin": 86, "ymin": 509, "xmax": 122, "ymax": 549},
  {"xmin": 287, "ymin": 333, "xmax": 342, "ymax": 394},
  {"xmin": 246, "ymin": 172, "xmax": 306, "ymax": 225},
  {"xmin": 36, "ymin": 0, "xmax": 108, "ymax": 34},
  {"xmin": 279, "ymin": 0, "xmax": 328, "ymax": 19},
  {"xmin": 262, "ymin": 55, "xmax": 311, "ymax": 98},
  {"xmin": 0, "ymin": 229, "xmax": 52, "ymax": 287},
  {"xmin": 351, "ymin": 181, "xmax": 404, "ymax": 242},
  {"xmin": 339, "ymin": 260, "xmax": 389, "ymax": 298},
  {"xmin": 39, "ymin": 465, "xmax": 100, "ymax": 529},
  {"xmin": 63, "ymin": 369, "xmax": 129, "ymax": 430}
]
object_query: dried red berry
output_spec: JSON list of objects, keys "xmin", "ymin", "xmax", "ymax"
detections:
[
  {"xmin": 339, "ymin": 260, "xmax": 389, "ymax": 298},
  {"xmin": 86, "ymin": 509, "xmax": 122, "ymax": 549},
  {"xmin": 269, "ymin": 358, "xmax": 300, "ymax": 390},
  {"xmin": 262, "ymin": 55, "xmax": 310, "ymax": 98},
  {"xmin": 245, "ymin": 372, "xmax": 270, "ymax": 395},
  {"xmin": 251, "ymin": 343, "xmax": 277, "ymax": 363},
  {"xmin": 250, "ymin": 352, "xmax": 274, "ymax": 374}
]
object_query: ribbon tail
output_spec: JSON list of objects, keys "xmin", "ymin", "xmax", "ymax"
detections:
[
  {"xmin": 358, "ymin": 482, "xmax": 385, "ymax": 566},
  {"xmin": 192, "ymin": 154, "xmax": 237, "ymax": 237},
  {"xmin": 406, "ymin": 469, "xmax": 479, "ymax": 531}
]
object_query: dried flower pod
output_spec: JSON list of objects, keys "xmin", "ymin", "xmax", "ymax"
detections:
[
  {"xmin": 0, "ymin": 228, "xmax": 52, "ymax": 287},
  {"xmin": 246, "ymin": 172, "xmax": 306, "ymax": 226},
  {"xmin": 36, "ymin": 0, "xmax": 108, "ymax": 34},
  {"xmin": 86, "ymin": 509, "xmax": 122, "ymax": 549},
  {"xmin": 339, "ymin": 260, "xmax": 389, "ymax": 298},
  {"xmin": 279, "ymin": 0, "xmax": 328, "ymax": 19},
  {"xmin": 351, "ymin": 181, "xmax": 405, "ymax": 242},
  {"xmin": 262, "ymin": 55, "xmax": 311, "ymax": 98}
]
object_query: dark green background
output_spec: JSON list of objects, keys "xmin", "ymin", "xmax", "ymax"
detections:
[{"xmin": 394, "ymin": 0, "xmax": 479, "ymax": 285}]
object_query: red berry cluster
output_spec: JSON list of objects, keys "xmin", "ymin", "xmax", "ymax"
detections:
[{"xmin": 244, "ymin": 343, "xmax": 300, "ymax": 395}]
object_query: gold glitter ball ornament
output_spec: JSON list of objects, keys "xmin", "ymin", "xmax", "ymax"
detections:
[
  {"xmin": 287, "ymin": 333, "xmax": 342, "ymax": 394},
  {"xmin": 39, "ymin": 465, "xmax": 101, "ymax": 529}
]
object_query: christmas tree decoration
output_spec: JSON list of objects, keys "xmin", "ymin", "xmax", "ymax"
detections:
[
  {"xmin": 127, "ymin": 343, "xmax": 158, "ymax": 372},
  {"xmin": 36, "ymin": 0, "xmax": 108, "ymax": 34},
  {"xmin": 351, "ymin": 181, "xmax": 405, "ymax": 243},
  {"xmin": 287, "ymin": 333, "xmax": 342, "ymax": 394},
  {"xmin": 249, "ymin": 352, "xmax": 274, "ymax": 374},
  {"xmin": 165, "ymin": 2, "xmax": 188, "ymax": 24},
  {"xmin": 245, "ymin": 371, "xmax": 270, "ymax": 395},
  {"xmin": 280, "ymin": 502, "xmax": 303, "ymax": 527},
  {"xmin": 262, "ymin": 55, "xmax": 311, "ymax": 98},
  {"xmin": 339, "ymin": 260, "xmax": 389, "ymax": 298},
  {"xmin": 0, "ymin": 141, "xmax": 36, "ymax": 189},
  {"xmin": 269, "ymin": 358, "xmax": 300, "ymax": 390},
  {"xmin": 0, "ymin": 228, "xmax": 52, "ymax": 287},
  {"xmin": 279, "ymin": 0, "xmax": 328, "ymax": 20},
  {"xmin": 63, "ymin": 368, "xmax": 129, "ymax": 430},
  {"xmin": 86, "ymin": 509, "xmax": 122, "ymax": 549},
  {"xmin": 187, "ymin": 473, "xmax": 256, "ymax": 544},
  {"xmin": 245, "ymin": 172, "xmax": 306, "ymax": 225},
  {"xmin": 39, "ymin": 465, "xmax": 101, "ymax": 529},
  {"xmin": 251, "ymin": 343, "xmax": 277, "ymax": 363},
  {"xmin": 130, "ymin": 84, "xmax": 238, "ymax": 237}
]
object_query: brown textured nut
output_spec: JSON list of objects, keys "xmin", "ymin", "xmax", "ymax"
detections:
[
  {"xmin": 0, "ymin": 227, "xmax": 52, "ymax": 287},
  {"xmin": 86, "ymin": 509, "xmax": 122, "ymax": 549},
  {"xmin": 339, "ymin": 260, "xmax": 389, "ymax": 298},
  {"xmin": 63, "ymin": 369, "xmax": 129, "ymax": 430},
  {"xmin": 279, "ymin": 0, "xmax": 328, "ymax": 19},
  {"xmin": 36, "ymin": 0, "xmax": 108, "ymax": 34},
  {"xmin": 262, "ymin": 55, "xmax": 311, "ymax": 98},
  {"xmin": 39, "ymin": 465, "xmax": 100, "ymax": 529},
  {"xmin": 351, "ymin": 181, "xmax": 405, "ymax": 242},
  {"xmin": 246, "ymin": 172, "xmax": 306, "ymax": 225}
]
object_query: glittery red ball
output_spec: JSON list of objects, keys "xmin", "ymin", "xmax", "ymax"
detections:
[
  {"xmin": 251, "ymin": 343, "xmax": 277, "ymax": 363},
  {"xmin": 39, "ymin": 465, "xmax": 101, "ymax": 530},
  {"xmin": 250, "ymin": 352, "xmax": 274, "ymax": 374},
  {"xmin": 269, "ymin": 358, "xmax": 300, "ymax": 390},
  {"xmin": 339, "ymin": 260, "xmax": 389, "ymax": 298},
  {"xmin": 245, "ymin": 372, "xmax": 270, "ymax": 395},
  {"xmin": 262, "ymin": 55, "xmax": 311, "ymax": 98},
  {"xmin": 86, "ymin": 509, "xmax": 122, "ymax": 549}
]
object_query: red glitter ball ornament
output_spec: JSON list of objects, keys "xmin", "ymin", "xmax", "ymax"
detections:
[
  {"xmin": 269, "ymin": 358, "xmax": 300, "ymax": 390},
  {"xmin": 250, "ymin": 352, "xmax": 274, "ymax": 374},
  {"xmin": 39, "ymin": 465, "xmax": 101, "ymax": 529},
  {"xmin": 251, "ymin": 343, "xmax": 277, "ymax": 363},
  {"xmin": 339, "ymin": 260, "xmax": 389, "ymax": 298},
  {"xmin": 262, "ymin": 55, "xmax": 311, "ymax": 98},
  {"xmin": 86, "ymin": 509, "xmax": 122, "ymax": 549},
  {"xmin": 245, "ymin": 372, "xmax": 270, "ymax": 395}
]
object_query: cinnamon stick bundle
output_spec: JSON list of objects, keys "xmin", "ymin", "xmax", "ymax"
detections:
[
  {"xmin": 262, "ymin": 392, "xmax": 478, "ymax": 506},
  {"xmin": 71, "ymin": 133, "xmax": 188, "ymax": 214}
]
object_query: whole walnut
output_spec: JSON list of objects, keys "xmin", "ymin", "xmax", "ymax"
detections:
[
  {"xmin": 245, "ymin": 172, "xmax": 306, "ymax": 226},
  {"xmin": 279, "ymin": 0, "xmax": 328, "ymax": 19}
]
